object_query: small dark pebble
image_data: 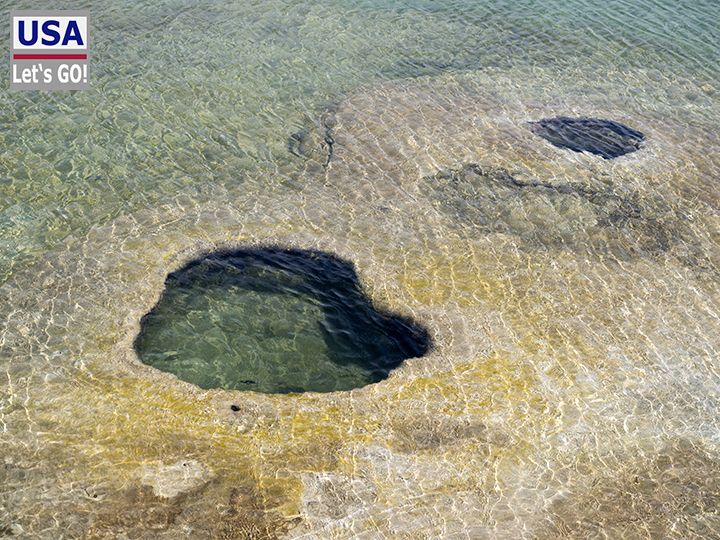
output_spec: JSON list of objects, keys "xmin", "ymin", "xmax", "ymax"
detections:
[{"xmin": 230, "ymin": 404, "xmax": 240, "ymax": 412}]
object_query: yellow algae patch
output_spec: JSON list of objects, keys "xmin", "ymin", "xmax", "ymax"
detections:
[
  {"xmin": 33, "ymin": 371, "xmax": 307, "ymax": 516},
  {"xmin": 248, "ymin": 404, "xmax": 383, "ymax": 473},
  {"xmin": 383, "ymin": 353, "xmax": 550, "ymax": 456},
  {"xmin": 391, "ymin": 374, "xmax": 465, "ymax": 405},
  {"xmin": 289, "ymin": 405, "xmax": 382, "ymax": 445},
  {"xmin": 520, "ymin": 326, "xmax": 614, "ymax": 377},
  {"xmin": 94, "ymin": 320, "xmax": 126, "ymax": 352},
  {"xmin": 400, "ymin": 238, "xmax": 647, "ymax": 388},
  {"xmin": 400, "ymin": 244, "xmax": 515, "ymax": 307},
  {"xmin": 45, "ymin": 374, "xmax": 230, "ymax": 465},
  {"xmin": 452, "ymin": 353, "xmax": 548, "ymax": 414}
]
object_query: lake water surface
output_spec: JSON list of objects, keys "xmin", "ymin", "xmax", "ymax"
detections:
[{"xmin": 1, "ymin": 0, "xmax": 719, "ymax": 537}]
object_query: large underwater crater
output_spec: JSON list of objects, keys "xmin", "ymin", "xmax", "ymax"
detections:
[{"xmin": 134, "ymin": 247, "xmax": 431, "ymax": 394}]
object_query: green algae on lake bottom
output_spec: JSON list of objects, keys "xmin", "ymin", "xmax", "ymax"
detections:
[{"xmin": 134, "ymin": 247, "xmax": 431, "ymax": 393}]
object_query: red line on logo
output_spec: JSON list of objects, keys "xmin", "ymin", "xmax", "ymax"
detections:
[{"xmin": 12, "ymin": 53, "xmax": 87, "ymax": 60}]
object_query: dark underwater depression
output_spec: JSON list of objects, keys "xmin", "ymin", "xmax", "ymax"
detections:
[{"xmin": 135, "ymin": 247, "xmax": 431, "ymax": 393}]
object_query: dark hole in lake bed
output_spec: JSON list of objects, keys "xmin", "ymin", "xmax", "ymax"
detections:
[
  {"xmin": 529, "ymin": 117, "xmax": 645, "ymax": 159},
  {"xmin": 134, "ymin": 247, "xmax": 431, "ymax": 394}
]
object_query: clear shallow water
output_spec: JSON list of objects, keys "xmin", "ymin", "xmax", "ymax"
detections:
[
  {"xmin": 1, "ymin": 0, "xmax": 718, "ymax": 280},
  {"xmin": 1, "ymin": 0, "xmax": 719, "ymax": 538}
]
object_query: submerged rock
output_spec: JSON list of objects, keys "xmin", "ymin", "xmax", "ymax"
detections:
[
  {"xmin": 425, "ymin": 163, "xmax": 704, "ymax": 263},
  {"xmin": 288, "ymin": 110, "xmax": 336, "ymax": 168},
  {"xmin": 529, "ymin": 116, "xmax": 645, "ymax": 159},
  {"xmin": 141, "ymin": 460, "xmax": 212, "ymax": 499},
  {"xmin": 135, "ymin": 247, "xmax": 431, "ymax": 393},
  {"xmin": 300, "ymin": 472, "xmax": 377, "ymax": 522}
]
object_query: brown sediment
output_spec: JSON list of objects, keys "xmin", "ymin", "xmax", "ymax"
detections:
[{"xmin": 537, "ymin": 439, "xmax": 720, "ymax": 539}]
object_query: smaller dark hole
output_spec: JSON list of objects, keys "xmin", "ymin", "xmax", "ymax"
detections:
[
  {"xmin": 529, "ymin": 116, "xmax": 645, "ymax": 159},
  {"xmin": 230, "ymin": 404, "xmax": 241, "ymax": 412}
]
